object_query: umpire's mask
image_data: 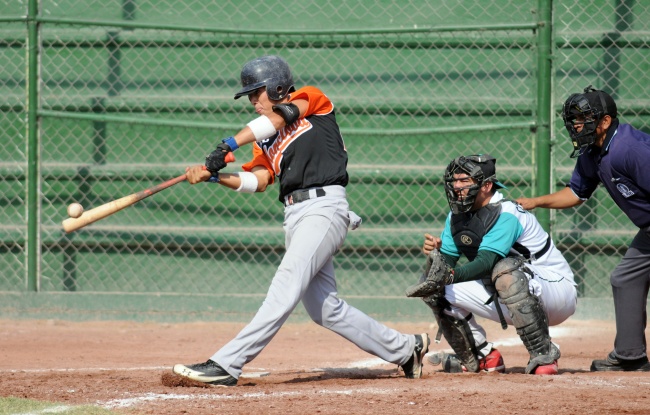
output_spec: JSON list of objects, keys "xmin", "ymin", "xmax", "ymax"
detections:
[{"xmin": 562, "ymin": 85, "xmax": 617, "ymax": 158}]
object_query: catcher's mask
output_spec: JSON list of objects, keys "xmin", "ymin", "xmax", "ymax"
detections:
[
  {"xmin": 234, "ymin": 55, "xmax": 295, "ymax": 101},
  {"xmin": 562, "ymin": 85, "xmax": 617, "ymax": 158},
  {"xmin": 444, "ymin": 154, "xmax": 506, "ymax": 214}
]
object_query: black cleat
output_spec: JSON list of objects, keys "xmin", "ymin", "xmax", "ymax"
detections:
[
  {"xmin": 590, "ymin": 351, "xmax": 650, "ymax": 372},
  {"xmin": 173, "ymin": 359, "xmax": 238, "ymax": 387},
  {"xmin": 401, "ymin": 333, "xmax": 430, "ymax": 379}
]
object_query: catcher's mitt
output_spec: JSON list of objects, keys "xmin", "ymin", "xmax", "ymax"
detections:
[{"xmin": 405, "ymin": 249, "xmax": 454, "ymax": 297}]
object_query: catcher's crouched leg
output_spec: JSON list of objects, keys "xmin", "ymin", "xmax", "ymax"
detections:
[
  {"xmin": 492, "ymin": 258, "xmax": 560, "ymax": 374},
  {"xmin": 422, "ymin": 294, "xmax": 480, "ymax": 373}
]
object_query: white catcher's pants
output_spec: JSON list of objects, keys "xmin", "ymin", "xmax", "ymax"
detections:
[
  {"xmin": 212, "ymin": 185, "xmax": 415, "ymax": 379},
  {"xmin": 441, "ymin": 264, "xmax": 577, "ymax": 355}
]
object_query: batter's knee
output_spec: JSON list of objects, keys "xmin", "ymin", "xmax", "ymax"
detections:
[{"xmin": 308, "ymin": 295, "xmax": 346, "ymax": 328}]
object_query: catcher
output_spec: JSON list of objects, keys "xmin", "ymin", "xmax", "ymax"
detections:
[{"xmin": 406, "ymin": 154, "xmax": 577, "ymax": 374}]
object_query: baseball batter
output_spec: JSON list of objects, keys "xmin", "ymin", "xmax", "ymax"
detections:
[
  {"xmin": 172, "ymin": 55, "xmax": 429, "ymax": 386},
  {"xmin": 406, "ymin": 154, "xmax": 577, "ymax": 375},
  {"xmin": 517, "ymin": 86, "xmax": 650, "ymax": 372}
]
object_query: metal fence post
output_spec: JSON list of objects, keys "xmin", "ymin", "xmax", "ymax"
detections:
[
  {"xmin": 26, "ymin": 0, "xmax": 40, "ymax": 291},
  {"xmin": 534, "ymin": 0, "xmax": 553, "ymax": 231}
]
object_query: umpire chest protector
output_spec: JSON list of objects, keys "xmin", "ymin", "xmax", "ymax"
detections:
[{"xmin": 450, "ymin": 202, "xmax": 502, "ymax": 261}]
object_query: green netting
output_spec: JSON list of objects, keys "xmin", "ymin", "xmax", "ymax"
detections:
[{"xmin": 1, "ymin": 0, "xmax": 648, "ymax": 319}]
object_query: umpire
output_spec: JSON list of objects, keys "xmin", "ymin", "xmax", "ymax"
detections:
[{"xmin": 517, "ymin": 86, "xmax": 650, "ymax": 372}]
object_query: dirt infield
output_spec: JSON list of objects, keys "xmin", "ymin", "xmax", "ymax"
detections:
[{"xmin": 1, "ymin": 317, "xmax": 648, "ymax": 415}]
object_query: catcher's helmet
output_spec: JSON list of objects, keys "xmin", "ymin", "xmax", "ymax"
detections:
[
  {"xmin": 234, "ymin": 55, "xmax": 295, "ymax": 101},
  {"xmin": 444, "ymin": 154, "xmax": 506, "ymax": 214},
  {"xmin": 562, "ymin": 85, "xmax": 617, "ymax": 158}
]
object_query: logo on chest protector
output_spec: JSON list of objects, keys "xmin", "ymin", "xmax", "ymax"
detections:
[
  {"xmin": 460, "ymin": 235, "xmax": 473, "ymax": 245},
  {"xmin": 616, "ymin": 183, "xmax": 635, "ymax": 198}
]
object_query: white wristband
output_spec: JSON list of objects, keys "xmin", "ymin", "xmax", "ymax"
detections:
[
  {"xmin": 235, "ymin": 171, "xmax": 259, "ymax": 193},
  {"xmin": 247, "ymin": 115, "xmax": 276, "ymax": 142}
]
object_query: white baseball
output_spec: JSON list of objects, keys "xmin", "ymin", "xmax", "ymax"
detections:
[{"xmin": 67, "ymin": 203, "xmax": 84, "ymax": 218}]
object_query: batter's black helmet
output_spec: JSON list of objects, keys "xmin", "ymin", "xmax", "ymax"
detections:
[
  {"xmin": 562, "ymin": 85, "xmax": 617, "ymax": 158},
  {"xmin": 234, "ymin": 55, "xmax": 295, "ymax": 101},
  {"xmin": 444, "ymin": 154, "xmax": 506, "ymax": 214}
]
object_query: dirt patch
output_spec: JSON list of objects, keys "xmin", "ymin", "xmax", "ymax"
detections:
[
  {"xmin": 1, "ymin": 318, "xmax": 648, "ymax": 415},
  {"xmin": 161, "ymin": 372, "xmax": 212, "ymax": 388}
]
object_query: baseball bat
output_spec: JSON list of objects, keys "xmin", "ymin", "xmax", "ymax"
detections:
[{"xmin": 62, "ymin": 152, "xmax": 235, "ymax": 233}]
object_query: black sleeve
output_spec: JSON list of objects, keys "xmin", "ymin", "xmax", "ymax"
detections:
[{"xmin": 452, "ymin": 250, "xmax": 503, "ymax": 283}]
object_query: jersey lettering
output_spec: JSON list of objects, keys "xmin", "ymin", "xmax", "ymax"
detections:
[
  {"xmin": 263, "ymin": 119, "xmax": 313, "ymax": 175},
  {"xmin": 242, "ymin": 86, "xmax": 349, "ymax": 201}
]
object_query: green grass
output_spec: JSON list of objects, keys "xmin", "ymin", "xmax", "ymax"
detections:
[{"xmin": 0, "ymin": 397, "xmax": 133, "ymax": 415}]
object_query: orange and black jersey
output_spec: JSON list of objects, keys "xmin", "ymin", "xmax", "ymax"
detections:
[{"xmin": 242, "ymin": 86, "xmax": 349, "ymax": 202}]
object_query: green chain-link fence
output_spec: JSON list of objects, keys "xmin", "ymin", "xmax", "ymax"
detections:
[{"xmin": 1, "ymin": 0, "xmax": 648, "ymax": 320}]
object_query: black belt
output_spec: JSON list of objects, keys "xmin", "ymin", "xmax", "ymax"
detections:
[
  {"xmin": 513, "ymin": 235, "xmax": 551, "ymax": 261},
  {"xmin": 528, "ymin": 235, "xmax": 551, "ymax": 261},
  {"xmin": 284, "ymin": 188, "xmax": 326, "ymax": 206}
]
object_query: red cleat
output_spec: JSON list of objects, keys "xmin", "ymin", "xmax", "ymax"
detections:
[
  {"xmin": 476, "ymin": 348, "xmax": 506, "ymax": 373},
  {"xmin": 432, "ymin": 348, "xmax": 506, "ymax": 373},
  {"xmin": 533, "ymin": 360, "xmax": 558, "ymax": 375}
]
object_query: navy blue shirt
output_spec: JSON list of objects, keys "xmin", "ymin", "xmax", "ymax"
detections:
[{"xmin": 569, "ymin": 119, "xmax": 650, "ymax": 228}]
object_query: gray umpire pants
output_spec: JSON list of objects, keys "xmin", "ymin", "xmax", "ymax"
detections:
[{"xmin": 611, "ymin": 225, "xmax": 650, "ymax": 360}]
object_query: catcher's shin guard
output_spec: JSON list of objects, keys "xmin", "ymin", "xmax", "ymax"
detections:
[
  {"xmin": 422, "ymin": 294, "xmax": 480, "ymax": 373},
  {"xmin": 492, "ymin": 258, "xmax": 560, "ymax": 374}
]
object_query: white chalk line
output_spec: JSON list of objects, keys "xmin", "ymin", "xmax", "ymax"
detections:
[
  {"xmin": 3, "ymin": 366, "xmax": 169, "ymax": 374},
  {"xmin": 100, "ymin": 388, "xmax": 396, "ymax": 410}
]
